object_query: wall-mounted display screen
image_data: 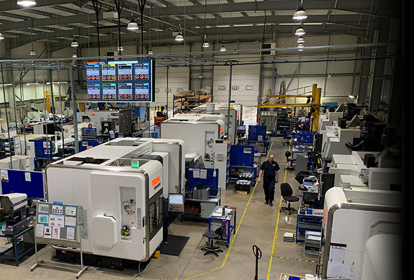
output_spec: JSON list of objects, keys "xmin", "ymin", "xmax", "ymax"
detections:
[{"xmin": 86, "ymin": 59, "xmax": 154, "ymax": 102}]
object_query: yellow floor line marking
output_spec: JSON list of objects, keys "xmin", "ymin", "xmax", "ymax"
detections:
[
  {"xmin": 183, "ymin": 141, "xmax": 275, "ymax": 279},
  {"xmin": 184, "ymin": 180, "xmax": 258, "ymax": 280},
  {"xmin": 267, "ymin": 139, "xmax": 292, "ymax": 280},
  {"xmin": 185, "ymin": 142, "xmax": 274, "ymax": 280}
]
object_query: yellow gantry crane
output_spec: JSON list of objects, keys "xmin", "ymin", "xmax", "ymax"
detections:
[{"xmin": 258, "ymin": 84, "xmax": 321, "ymax": 131}]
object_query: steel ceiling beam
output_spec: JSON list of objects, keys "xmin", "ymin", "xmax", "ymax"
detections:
[
  {"xmin": 2, "ymin": 12, "xmax": 382, "ymax": 35},
  {"xmin": 37, "ymin": 23, "xmax": 381, "ymax": 52}
]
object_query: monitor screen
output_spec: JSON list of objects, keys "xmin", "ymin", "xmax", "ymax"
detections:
[
  {"xmin": 169, "ymin": 194, "xmax": 184, "ymax": 204},
  {"xmin": 86, "ymin": 59, "xmax": 155, "ymax": 103}
]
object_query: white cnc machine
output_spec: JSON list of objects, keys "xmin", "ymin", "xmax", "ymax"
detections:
[
  {"xmin": 46, "ymin": 137, "xmax": 185, "ymax": 262},
  {"xmin": 321, "ymin": 187, "xmax": 402, "ymax": 280}
]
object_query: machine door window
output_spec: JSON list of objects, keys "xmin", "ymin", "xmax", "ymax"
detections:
[{"xmin": 149, "ymin": 190, "xmax": 163, "ymax": 240}]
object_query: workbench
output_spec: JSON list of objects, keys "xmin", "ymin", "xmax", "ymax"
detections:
[
  {"xmin": 0, "ymin": 226, "xmax": 35, "ymax": 266},
  {"xmin": 208, "ymin": 205, "xmax": 237, "ymax": 246}
]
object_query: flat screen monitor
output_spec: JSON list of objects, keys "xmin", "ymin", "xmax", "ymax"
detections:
[
  {"xmin": 86, "ymin": 59, "xmax": 155, "ymax": 103},
  {"xmin": 169, "ymin": 194, "xmax": 184, "ymax": 205}
]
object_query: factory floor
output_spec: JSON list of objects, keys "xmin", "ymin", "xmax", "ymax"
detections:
[{"xmin": 0, "ymin": 137, "xmax": 318, "ymax": 280}]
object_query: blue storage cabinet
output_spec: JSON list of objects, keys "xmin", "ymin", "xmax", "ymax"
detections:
[
  {"xmin": 229, "ymin": 145, "xmax": 257, "ymax": 182},
  {"xmin": 248, "ymin": 125, "xmax": 267, "ymax": 142}
]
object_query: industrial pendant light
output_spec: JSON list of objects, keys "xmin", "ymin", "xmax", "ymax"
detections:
[
  {"xmin": 30, "ymin": 49, "xmax": 36, "ymax": 56},
  {"xmin": 220, "ymin": 45, "xmax": 226, "ymax": 52},
  {"xmin": 202, "ymin": 35, "xmax": 209, "ymax": 48},
  {"xmin": 71, "ymin": 38, "xmax": 79, "ymax": 47},
  {"xmin": 298, "ymin": 43, "xmax": 304, "ymax": 49},
  {"xmin": 127, "ymin": 19, "xmax": 139, "ymax": 31},
  {"xmin": 148, "ymin": 49, "xmax": 153, "ymax": 54},
  {"xmin": 117, "ymin": 46, "xmax": 124, "ymax": 52},
  {"xmin": 293, "ymin": 3, "xmax": 307, "ymax": 20},
  {"xmin": 297, "ymin": 37, "xmax": 305, "ymax": 44},
  {"xmin": 0, "ymin": 33, "xmax": 4, "ymax": 40},
  {"xmin": 175, "ymin": 32, "xmax": 184, "ymax": 41},
  {"xmin": 295, "ymin": 26, "xmax": 306, "ymax": 36},
  {"xmin": 17, "ymin": 0, "xmax": 36, "ymax": 7},
  {"xmin": 72, "ymin": 52, "xmax": 77, "ymax": 58}
]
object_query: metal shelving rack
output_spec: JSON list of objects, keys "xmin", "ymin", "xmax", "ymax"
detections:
[
  {"xmin": 295, "ymin": 207, "xmax": 324, "ymax": 243},
  {"xmin": 275, "ymin": 108, "xmax": 293, "ymax": 136},
  {"xmin": 172, "ymin": 93, "xmax": 212, "ymax": 116}
]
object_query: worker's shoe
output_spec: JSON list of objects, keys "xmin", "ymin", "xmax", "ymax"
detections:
[
  {"xmin": 269, "ymin": 201, "xmax": 273, "ymax": 206},
  {"xmin": 265, "ymin": 201, "xmax": 269, "ymax": 205}
]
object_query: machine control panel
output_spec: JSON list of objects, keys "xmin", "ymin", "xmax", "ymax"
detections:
[{"xmin": 168, "ymin": 194, "xmax": 184, "ymax": 213}]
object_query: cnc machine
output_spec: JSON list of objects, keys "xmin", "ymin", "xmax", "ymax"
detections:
[
  {"xmin": 159, "ymin": 114, "xmax": 225, "ymax": 187},
  {"xmin": 321, "ymin": 187, "xmax": 402, "ymax": 280},
  {"xmin": 46, "ymin": 137, "xmax": 185, "ymax": 262}
]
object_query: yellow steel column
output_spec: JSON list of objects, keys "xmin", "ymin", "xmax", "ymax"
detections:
[
  {"xmin": 312, "ymin": 87, "xmax": 321, "ymax": 131},
  {"xmin": 45, "ymin": 91, "xmax": 50, "ymax": 113}
]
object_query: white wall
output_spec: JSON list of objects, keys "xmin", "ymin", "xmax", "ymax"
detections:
[
  {"xmin": 273, "ymin": 34, "xmax": 361, "ymax": 104},
  {"xmin": 213, "ymin": 64, "xmax": 260, "ymax": 106},
  {"xmin": 0, "ymin": 33, "xmax": 383, "ymax": 112}
]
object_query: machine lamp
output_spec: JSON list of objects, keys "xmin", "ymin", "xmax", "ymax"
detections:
[
  {"xmin": 30, "ymin": 49, "xmax": 36, "ymax": 56},
  {"xmin": 220, "ymin": 45, "xmax": 226, "ymax": 52},
  {"xmin": 297, "ymin": 37, "xmax": 305, "ymax": 44}
]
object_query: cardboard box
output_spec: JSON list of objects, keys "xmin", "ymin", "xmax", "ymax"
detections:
[
  {"xmin": 176, "ymin": 90, "xmax": 194, "ymax": 97},
  {"xmin": 257, "ymin": 147, "xmax": 265, "ymax": 152}
]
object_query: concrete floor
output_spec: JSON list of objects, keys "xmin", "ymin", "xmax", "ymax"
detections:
[{"xmin": 0, "ymin": 137, "xmax": 319, "ymax": 280}]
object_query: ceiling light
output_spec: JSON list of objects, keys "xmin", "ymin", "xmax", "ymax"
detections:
[
  {"xmin": 117, "ymin": 46, "xmax": 124, "ymax": 52},
  {"xmin": 71, "ymin": 39, "xmax": 79, "ymax": 47},
  {"xmin": 0, "ymin": 33, "xmax": 4, "ymax": 40},
  {"xmin": 298, "ymin": 48, "xmax": 304, "ymax": 52},
  {"xmin": 30, "ymin": 50, "xmax": 35, "ymax": 56},
  {"xmin": 295, "ymin": 26, "xmax": 306, "ymax": 36},
  {"xmin": 202, "ymin": 34, "xmax": 209, "ymax": 48},
  {"xmin": 17, "ymin": 0, "xmax": 36, "ymax": 7},
  {"xmin": 148, "ymin": 49, "xmax": 153, "ymax": 54},
  {"xmin": 293, "ymin": 7, "xmax": 307, "ymax": 20},
  {"xmin": 297, "ymin": 37, "xmax": 305, "ymax": 44},
  {"xmin": 220, "ymin": 45, "xmax": 226, "ymax": 52},
  {"xmin": 72, "ymin": 52, "xmax": 77, "ymax": 58},
  {"xmin": 175, "ymin": 32, "xmax": 184, "ymax": 41},
  {"xmin": 298, "ymin": 43, "xmax": 304, "ymax": 48},
  {"xmin": 127, "ymin": 20, "xmax": 139, "ymax": 31}
]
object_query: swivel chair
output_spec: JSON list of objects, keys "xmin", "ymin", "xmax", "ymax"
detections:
[
  {"xmin": 284, "ymin": 151, "xmax": 295, "ymax": 171},
  {"xmin": 280, "ymin": 183, "xmax": 299, "ymax": 215},
  {"xmin": 201, "ymin": 225, "xmax": 225, "ymax": 257}
]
